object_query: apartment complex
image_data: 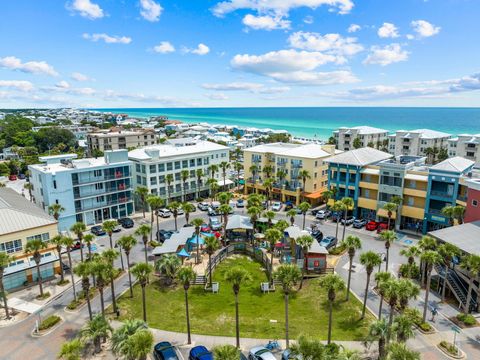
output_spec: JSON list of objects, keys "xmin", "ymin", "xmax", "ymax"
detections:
[
  {"xmin": 128, "ymin": 138, "xmax": 230, "ymax": 202},
  {"xmin": 87, "ymin": 128, "xmax": 157, "ymax": 154},
  {"xmin": 29, "ymin": 150, "xmax": 134, "ymax": 231},
  {"xmin": 388, "ymin": 129, "xmax": 451, "ymax": 157},
  {"xmin": 243, "ymin": 143, "xmax": 340, "ymax": 206},
  {"xmin": 326, "ymin": 147, "xmax": 474, "ymax": 234},
  {"xmin": 333, "ymin": 126, "xmax": 389, "ymax": 151},
  {"xmin": 0, "ymin": 188, "xmax": 59, "ymax": 291},
  {"xmin": 448, "ymin": 134, "xmax": 480, "ymax": 166}
]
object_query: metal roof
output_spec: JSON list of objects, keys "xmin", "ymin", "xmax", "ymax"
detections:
[
  {"xmin": 430, "ymin": 156, "xmax": 474, "ymax": 173},
  {"xmin": 429, "ymin": 221, "xmax": 480, "ymax": 255},
  {"xmin": 324, "ymin": 147, "xmax": 392, "ymax": 166}
]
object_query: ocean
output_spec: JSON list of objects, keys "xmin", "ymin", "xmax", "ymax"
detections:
[{"xmin": 92, "ymin": 107, "xmax": 480, "ymax": 140}]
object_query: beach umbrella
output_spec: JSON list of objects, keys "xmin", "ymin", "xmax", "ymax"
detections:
[
  {"xmin": 189, "ymin": 235, "xmax": 205, "ymax": 247},
  {"xmin": 177, "ymin": 248, "xmax": 190, "ymax": 257}
]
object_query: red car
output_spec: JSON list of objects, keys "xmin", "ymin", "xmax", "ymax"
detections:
[
  {"xmin": 8, "ymin": 174, "xmax": 17, "ymax": 181},
  {"xmin": 200, "ymin": 224, "xmax": 211, "ymax": 233},
  {"xmin": 376, "ymin": 222, "xmax": 393, "ymax": 233},
  {"xmin": 366, "ymin": 221, "xmax": 378, "ymax": 231}
]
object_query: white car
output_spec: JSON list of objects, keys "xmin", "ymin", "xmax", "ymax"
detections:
[
  {"xmin": 158, "ymin": 209, "xmax": 172, "ymax": 218},
  {"xmin": 198, "ymin": 202, "xmax": 209, "ymax": 211},
  {"xmin": 249, "ymin": 347, "xmax": 276, "ymax": 360},
  {"xmin": 176, "ymin": 208, "xmax": 184, "ymax": 215},
  {"xmin": 315, "ymin": 209, "xmax": 331, "ymax": 219},
  {"xmin": 271, "ymin": 202, "xmax": 283, "ymax": 211}
]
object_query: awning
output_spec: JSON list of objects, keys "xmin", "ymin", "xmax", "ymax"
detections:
[
  {"xmin": 218, "ymin": 179, "xmax": 234, "ymax": 186},
  {"xmin": 188, "ymin": 235, "xmax": 205, "ymax": 246},
  {"xmin": 177, "ymin": 248, "xmax": 190, "ymax": 257},
  {"xmin": 305, "ymin": 190, "xmax": 325, "ymax": 199}
]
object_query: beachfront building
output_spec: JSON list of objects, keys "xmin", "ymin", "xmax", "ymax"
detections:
[
  {"xmin": 128, "ymin": 138, "xmax": 230, "ymax": 202},
  {"xmin": 28, "ymin": 150, "xmax": 134, "ymax": 231},
  {"xmin": 243, "ymin": 143, "xmax": 339, "ymax": 206},
  {"xmin": 87, "ymin": 128, "xmax": 157, "ymax": 154},
  {"xmin": 333, "ymin": 126, "xmax": 389, "ymax": 151},
  {"xmin": 31, "ymin": 124, "xmax": 95, "ymax": 141},
  {"xmin": 387, "ymin": 129, "xmax": 451, "ymax": 159},
  {"xmin": 447, "ymin": 134, "xmax": 480, "ymax": 166},
  {"xmin": 0, "ymin": 188, "xmax": 60, "ymax": 292},
  {"xmin": 326, "ymin": 147, "xmax": 474, "ymax": 234},
  {"xmin": 464, "ymin": 178, "xmax": 480, "ymax": 223}
]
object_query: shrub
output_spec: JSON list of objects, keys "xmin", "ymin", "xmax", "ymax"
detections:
[
  {"xmin": 149, "ymin": 240, "xmax": 160, "ymax": 248},
  {"xmin": 67, "ymin": 299, "xmax": 82, "ymax": 310},
  {"xmin": 36, "ymin": 291, "xmax": 51, "ymax": 300},
  {"xmin": 457, "ymin": 313, "xmax": 477, "ymax": 326},
  {"xmin": 39, "ymin": 315, "xmax": 61, "ymax": 331},
  {"xmin": 440, "ymin": 340, "xmax": 459, "ymax": 355},
  {"xmin": 399, "ymin": 263, "xmax": 420, "ymax": 279},
  {"xmin": 329, "ymin": 244, "xmax": 346, "ymax": 255},
  {"xmin": 418, "ymin": 322, "xmax": 432, "ymax": 332}
]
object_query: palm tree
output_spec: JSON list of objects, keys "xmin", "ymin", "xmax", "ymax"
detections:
[
  {"xmin": 382, "ymin": 279, "xmax": 401, "ymax": 340},
  {"xmin": 111, "ymin": 319, "xmax": 148, "ymax": 357},
  {"xmin": 375, "ymin": 271, "xmax": 392, "ymax": 319},
  {"xmin": 117, "ymin": 235, "xmax": 137, "ymax": 298},
  {"xmin": 101, "ymin": 219, "xmax": 117, "ymax": 249},
  {"xmin": 421, "ymin": 250, "xmax": 442, "ymax": 322},
  {"xmin": 58, "ymin": 339, "xmax": 83, "ymax": 360},
  {"xmin": 441, "ymin": 205, "xmax": 455, "ymax": 226},
  {"xmin": 392, "ymin": 314, "xmax": 415, "ymax": 343},
  {"xmin": 195, "ymin": 168, "xmax": 204, "ymax": 199},
  {"xmin": 274, "ymin": 264, "xmax": 302, "ymax": 348},
  {"xmin": 264, "ymin": 210, "xmax": 275, "ymax": 228},
  {"xmin": 322, "ymin": 189, "xmax": 334, "ymax": 207},
  {"xmin": 249, "ymin": 164, "xmax": 258, "ymax": 184},
  {"xmin": 218, "ymin": 191, "xmax": 233, "ymax": 205},
  {"xmin": 453, "ymin": 205, "xmax": 465, "ymax": 224},
  {"xmin": 397, "ymin": 278, "xmax": 420, "ymax": 313},
  {"xmin": 298, "ymin": 201, "xmax": 311, "ymax": 230},
  {"xmin": 168, "ymin": 201, "xmax": 181, "ymax": 231},
  {"xmin": 50, "ymin": 235, "xmax": 66, "ymax": 284},
  {"xmin": 382, "ymin": 202, "xmax": 398, "ymax": 230},
  {"xmin": 286, "ymin": 209, "xmax": 297, "ymax": 226},
  {"xmin": 296, "ymin": 234, "xmax": 314, "ymax": 289},
  {"xmin": 460, "ymin": 254, "xmax": 480, "ymax": 314},
  {"xmin": 224, "ymin": 267, "xmax": 252, "ymax": 348},
  {"xmin": 290, "ymin": 335, "xmax": 327, "ymax": 359},
  {"xmin": 177, "ymin": 266, "xmax": 196, "ymax": 344},
  {"xmin": 131, "ymin": 263, "xmax": 153, "ymax": 322},
  {"xmin": 368, "ymin": 319, "xmax": 389, "ymax": 360},
  {"xmin": 135, "ymin": 224, "xmax": 152, "ymax": 264},
  {"xmin": 332, "ymin": 200, "xmax": 345, "ymax": 240},
  {"xmin": 219, "ymin": 161, "xmax": 230, "ymax": 190},
  {"xmin": 147, "ymin": 195, "xmax": 164, "ymax": 239},
  {"xmin": 341, "ymin": 197, "xmax": 354, "ymax": 242},
  {"xmin": 342, "ymin": 235, "xmax": 362, "ymax": 301},
  {"xmin": 207, "ymin": 178, "xmax": 219, "ymax": 200},
  {"xmin": 274, "ymin": 219, "xmax": 289, "ymax": 233},
  {"xmin": 247, "ymin": 205, "xmax": 261, "ymax": 232},
  {"xmin": 135, "ymin": 186, "xmax": 149, "ymax": 218},
  {"xmin": 155, "ymin": 254, "xmax": 181, "ymax": 285},
  {"xmin": 121, "ymin": 329, "xmax": 154, "ymax": 360},
  {"xmin": 319, "ymin": 273, "xmax": 345, "ymax": 344},
  {"xmin": 297, "ymin": 169, "xmax": 311, "ymax": 200},
  {"xmin": 80, "ymin": 314, "xmax": 112, "ymax": 354},
  {"xmin": 213, "ymin": 345, "xmax": 240, "ymax": 360},
  {"xmin": 386, "ymin": 343, "xmax": 420, "ymax": 360},
  {"xmin": 102, "ymin": 249, "xmax": 119, "ymax": 315},
  {"xmin": 165, "ymin": 174, "xmax": 174, "ymax": 204},
  {"xmin": 379, "ymin": 230, "xmax": 397, "ymax": 271},
  {"xmin": 48, "ymin": 203, "xmax": 65, "ymax": 220},
  {"xmin": 418, "ymin": 235, "xmax": 437, "ymax": 287},
  {"xmin": 0, "ymin": 253, "xmax": 13, "ymax": 319},
  {"xmin": 265, "ymin": 228, "xmax": 282, "ymax": 285},
  {"xmin": 74, "ymin": 261, "xmax": 93, "ymax": 320},
  {"xmin": 205, "ymin": 236, "xmax": 220, "ymax": 289},
  {"xmin": 234, "ymin": 162, "xmax": 243, "ymax": 189},
  {"xmin": 25, "ymin": 239, "xmax": 48, "ymax": 297},
  {"xmin": 360, "ymin": 251, "xmax": 382, "ymax": 319},
  {"xmin": 70, "ymin": 221, "xmax": 87, "ymax": 262},
  {"xmin": 399, "ymin": 246, "xmax": 420, "ymax": 266},
  {"xmin": 263, "ymin": 178, "xmax": 274, "ymax": 208},
  {"xmin": 91, "ymin": 258, "xmax": 108, "ymax": 315},
  {"xmin": 191, "ymin": 218, "xmax": 205, "ymax": 264},
  {"xmin": 181, "ymin": 169, "xmax": 190, "ymax": 202},
  {"xmin": 276, "ymin": 169, "xmax": 287, "ymax": 187},
  {"xmin": 182, "ymin": 202, "xmax": 196, "ymax": 224},
  {"xmin": 219, "ymin": 204, "xmax": 232, "ymax": 233},
  {"xmin": 438, "ymin": 243, "xmax": 460, "ymax": 302},
  {"xmin": 208, "ymin": 164, "xmax": 219, "ymax": 180}
]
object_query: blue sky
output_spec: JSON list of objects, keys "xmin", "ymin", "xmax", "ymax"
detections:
[{"xmin": 0, "ymin": 0, "xmax": 479, "ymax": 108}]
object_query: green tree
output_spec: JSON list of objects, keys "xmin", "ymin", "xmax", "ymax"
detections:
[
  {"xmin": 375, "ymin": 271, "xmax": 392, "ymax": 320},
  {"xmin": 298, "ymin": 201, "xmax": 311, "ymax": 230},
  {"xmin": 368, "ymin": 319, "xmax": 389, "ymax": 360},
  {"xmin": 297, "ymin": 169, "xmax": 311, "ymax": 201},
  {"xmin": 212, "ymin": 345, "xmax": 240, "ymax": 360},
  {"xmin": 420, "ymin": 250, "xmax": 442, "ymax": 322},
  {"xmin": 397, "ymin": 279, "xmax": 420, "ymax": 313},
  {"xmin": 34, "ymin": 127, "xmax": 76, "ymax": 153},
  {"xmin": 50, "ymin": 235, "xmax": 66, "ymax": 284},
  {"xmin": 322, "ymin": 189, "xmax": 334, "ymax": 207},
  {"xmin": 147, "ymin": 195, "xmax": 164, "ymax": 239},
  {"xmin": 165, "ymin": 174, "xmax": 174, "ymax": 204},
  {"xmin": 219, "ymin": 161, "xmax": 230, "ymax": 190},
  {"xmin": 249, "ymin": 164, "xmax": 259, "ymax": 184},
  {"xmin": 181, "ymin": 169, "xmax": 190, "ymax": 202},
  {"xmin": 182, "ymin": 202, "xmax": 196, "ymax": 225},
  {"xmin": 460, "ymin": 254, "xmax": 480, "ymax": 314},
  {"xmin": 48, "ymin": 204, "xmax": 65, "ymax": 221},
  {"xmin": 121, "ymin": 329, "xmax": 154, "ymax": 360},
  {"xmin": 74, "ymin": 261, "xmax": 93, "ymax": 320},
  {"xmin": 352, "ymin": 137, "xmax": 362, "ymax": 149},
  {"xmin": 102, "ymin": 218, "xmax": 120, "ymax": 254},
  {"xmin": 80, "ymin": 314, "xmax": 112, "ymax": 354},
  {"xmin": 205, "ymin": 236, "xmax": 220, "ymax": 289},
  {"xmin": 117, "ymin": 235, "xmax": 137, "ymax": 297},
  {"xmin": 224, "ymin": 267, "xmax": 252, "ymax": 348},
  {"xmin": 296, "ymin": 234, "xmax": 314, "ymax": 290},
  {"xmin": 70, "ymin": 222, "xmax": 86, "ymax": 262},
  {"xmin": 391, "ymin": 315, "xmax": 415, "ymax": 343},
  {"xmin": 208, "ymin": 164, "xmax": 219, "ymax": 179},
  {"xmin": 438, "ymin": 243, "xmax": 460, "ymax": 302},
  {"xmin": 319, "ymin": 273, "xmax": 345, "ymax": 344},
  {"xmin": 327, "ymin": 136, "xmax": 337, "ymax": 145},
  {"xmin": 0, "ymin": 253, "xmax": 13, "ymax": 319},
  {"xmin": 135, "ymin": 186, "xmax": 149, "ymax": 218},
  {"xmin": 24, "ymin": 239, "xmax": 48, "ymax": 297},
  {"xmin": 382, "ymin": 202, "xmax": 398, "ymax": 229},
  {"xmin": 340, "ymin": 197, "xmax": 354, "ymax": 242},
  {"xmin": 91, "ymin": 258, "xmax": 109, "ymax": 315},
  {"xmin": 265, "ymin": 228, "xmax": 282, "ymax": 285},
  {"xmin": 386, "ymin": 343, "xmax": 420, "ymax": 360},
  {"xmin": 379, "ymin": 230, "xmax": 397, "ymax": 271},
  {"xmin": 111, "ymin": 319, "xmax": 148, "ymax": 357},
  {"xmin": 360, "ymin": 251, "xmax": 382, "ymax": 319},
  {"xmin": 192, "ymin": 218, "xmax": 205, "ymax": 264},
  {"xmin": 286, "ymin": 209, "xmax": 297, "ymax": 226},
  {"xmin": 219, "ymin": 204, "xmax": 232, "ymax": 233},
  {"xmin": 290, "ymin": 335, "xmax": 328, "ymax": 359},
  {"xmin": 332, "ymin": 200, "xmax": 345, "ymax": 240},
  {"xmin": 342, "ymin": 235, "xmax": 362, "ymax": 301},
  {"xmin": 131, "ymin": 263, "xmax": 154, "ymax": 322},
  {"xmin": 168, "ymin": 201, "xmax": 181, "ymax": 231},
  {"xmin": 63, "ymin": 236, "xmax": 78, "ymax": 302},
  {"xmin": 441, "ymin": 205, "xmax": 455, "ymax": 226},
  {"xmin": 155, "ymin": 254, "xmax": 181, "ymax": 285},
  {"xmin": 177, "ymin": 266, "xmax": 197, "ymax": 344},
  {"xmin": 196, "ymin": 169, "xmax": 204, "ymax": 199},
  {"xmin": 247, "ymin": 205, "xmax": 261, "ymax": 232},
  {"xmin": 102, "ymin": 249, "xmax": 119, "ymax": 315},
  {"xmin": 418, "ymin": 236, "xmax": 437, "ymax": 287},
  {"xmin": 135, "ymin": 224, "xmax": 152, "ymax": 264},
  {"xmin": 399, "ymin": 246, "xmax": 420, "ymax": 266},
  {"xmin": 58, "ymin": 339, "xmax": 83, "ymax": 360}
]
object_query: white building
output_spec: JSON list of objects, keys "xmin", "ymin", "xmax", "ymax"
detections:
[
  {"xmin": 333, "ymin": 126, "xmax": 389, "ymax": 151},
  {"xmin": 128, "ymin": 138, "xmax": 230, "ymax": 202},
  {"xmin": 448, "ymin": 134, "xmax": 480, "ymax": 166},
  {"xmin": 388, "ymin": 129, "xmax": 451, "ymax": 157},
  {"xmin": 28, "ymin": 150, "xmax": 134, "ymax": 231}
]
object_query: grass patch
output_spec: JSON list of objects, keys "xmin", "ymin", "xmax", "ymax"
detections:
[
  {"xmin": 328, "ymin": 244, "xmax": 346, "ymax": 256},
  {"xmin": 57, "ymin": 279, "xmax": 70, "ymax": 286},
  {"xmin": 36, "ymin": 292, "xmax": 51, "ymax": 300},
  {"xmin": 454, "ymin": 313, "xmax": 478, "ymax": 327},
  {"xmin": 439, "ymin": 341, "xmax": 460, "ymax": 357},
  {"xmin": 39, "ymin": 315, "xmax": 61, "ymax": 331},
  {"xmin": 116, "ymin": 255, "xmax": 373, "ymax": 340},
  {"xmin": 67, "ymin": 289, "xmax": 96, "ymax": 310}
]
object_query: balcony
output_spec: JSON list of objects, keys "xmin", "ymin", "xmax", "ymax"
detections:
[
  {"xmin": 74, "ymin": 184, "xmax": 132, "ymax": 199},
  {"xmin": 430, "ymin": 190, "xmax": 452, "ymax": 198},
  {"xmin": 75, "ymin": 196, "xmax": 132, "ymax": 212},
  {"xmin": 72, "ymin": 171, "xmax": 129, "ymax": 186}
]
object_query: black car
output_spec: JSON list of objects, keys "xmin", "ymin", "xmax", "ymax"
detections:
[
  {"xmin": 153, "ymin": 342, "xmax": 179, "ymax": 360},
  {"xmin": 352, "ymin": 219, "xmax": 367, "ymax": 229},
  {"xmin": 157, "ymin": 229, "xmax": 174, "ymax": 243},
  {"xmin": 91, "ymin": 225, "xmax": 106, "ymax": 236},
  {"xmin": 311, "ymin": 229, "xmax": 323, "ymax": 241},
  {"xmin": 118, "ymin": 217, "xmax": 134, "ymax": 228}
]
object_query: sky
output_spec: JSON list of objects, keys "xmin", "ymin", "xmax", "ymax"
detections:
[{"xmin": 0, "ymin": 0, "xmax": 479, "ymax": 108}]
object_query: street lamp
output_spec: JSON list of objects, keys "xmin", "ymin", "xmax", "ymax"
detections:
[{"xmin": 378, "ymin": 252, "xmax": 386, "ymax": 272}]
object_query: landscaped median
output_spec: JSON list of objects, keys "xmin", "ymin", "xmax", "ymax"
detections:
[
  {"xmin": 114, "ymin": 255, "xmax": 374, "ymax": 340},
  {"xmin": 31, "ymin": 314, "xmax": 64, "ymax": 337}
]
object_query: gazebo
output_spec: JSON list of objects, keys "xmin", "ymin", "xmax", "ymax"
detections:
[{"xmin": 225, "ymin": 214, "xmax": 254, "ymax": 243}]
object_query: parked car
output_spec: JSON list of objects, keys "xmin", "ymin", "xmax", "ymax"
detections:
[
  {"xmin": 249, "ymin": 347, "xmax": 276, "ymax": 360},
  {"xmin": 153, "ymin": 342, "xmax": 179, "ymax": 360},
  {"xmin": 366, "ymin": 221, "xmax": 379, "ymax": 231},
  {"xmin": 157, "ymin": 230, "xmax": 174, "ymax": 243},
  {"xmin": 209, "ymin": 217, "xmax": 222, "ymax": 231},
  {"xmin": 284, "ymin": 201, "xmax": 294, "ymax": 211},
  {"xmin": 320, "ymin": 236, "xmax": 337, "ymax": 249},
  {"xmin": 112, "ymin": 224, "xmax": 122, "ymax": 232},
  {"xmin": 118, "ymin": 217, "xmax": 134, "ymax": 228},
  {"xmin": 271, "ymin": 201, "xmax": 283, "ymax": 211},
  {"xmin": 176, "ymin": 208, "xmax": 184, "ymax": 215},
  {"xmin": 189, "ymin": 346, "xmax": 213, "ymax": 360},
  {"xmin": 315, "ymin": 209, "xmax": 331, "ymax": 220},
  {"xmin": 18, "ymin": 173, "xmax": 26, "ymax": 180},
  {"xmin": 158, "ymin": 209, "xmax": 172, "ymax": 218},
  {"xmin": 340, "ymin": 216, "xmax": 355, "ymax": 225},
  {"xmin": 377, "ymin": 222, "xmax": 394, "ymax": 233},
  {"xmin": 211, "ymin": 201, "xmax": 221, "ymax": 209},
  {"xmin": 311, "ymin": 229, "xmax": 323, "ymax": 241},
  {"xmin": 261, "ymin": 201, "xmax": 268, "ymax": 209},
  {"xmin": 90, "ymin": 226, "xmax": 106, "ymax": 236},
  {"xmin": 236, "ymin": 199, "xmax": 245, "ymax": 208},
  {"xmin": 8, "ymin": 174, "xmax": 17, "ymax": 181},
  {"xmin": 72, "ymin": 241, "xmax": 84, "ymax": 250},
  {"xmin": 198, "ymin": 202, "xmax": 209, "ymax": 211},
  {"xmin": 331, "ymin": 212, "xmax": 343, "ymax": 222},
  {"xmin": 208, "ymin": 207, "xmax": 219, "ymax": 216},
  {"xmin": 200, "ymin": 224, "xmax": 211, "ymax": 232},
  {"xmin": 353, "ymin": 219, "xmax": 367, "ymax": 229}
]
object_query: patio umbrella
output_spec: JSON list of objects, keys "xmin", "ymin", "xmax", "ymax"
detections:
[
  {"xmin": 177, "ymin": 248, "xmax": 190, "ymax": 257},
  {"xmin": 189, "ymin": 235, "xmax": 205, "ymax": 247},
  {"xmin": 254, "ymin": 233, "xmax": 265, "ymax": 240}
]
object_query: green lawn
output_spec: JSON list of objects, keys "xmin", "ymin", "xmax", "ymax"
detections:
[{"xmin": 116, "ymin": 255, "xmax": 373, "ymax": 340}]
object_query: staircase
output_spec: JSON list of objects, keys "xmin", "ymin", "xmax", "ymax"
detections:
[
  {"xmin": 435, "ymin": 264, "xmax": 478, "ymax": 312},
  {"xmin": 193, "ymin": 275, "xmax": 206, "ymax": 286}
]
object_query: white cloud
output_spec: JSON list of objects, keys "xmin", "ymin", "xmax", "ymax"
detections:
[
  {"xmin": 71, "ymin": 72, "xmax": 90, "ymax": 81},
  {"xmin": 288, "ymin": 31, "xmax": 363, "ymax": 59},
  {"xmin": 377, "ymin": 22, "xmax": 399, "ymax": 38},
  {"xmin": 303, "ymin": 15, "xmax": 314, "ymax": 24},
  {"xmin": 139, "ymin": 0, "xmax": 163, "ymax": 22},
  {"xmin": 56, "ymin": 80, "xmax": 70, "ymax": 89},
  {"xmin": 204, "ymin": 93, "xmax": 229, "ymax": 100},
  {"xmin": 103, "ymin": 90, "xmax": 198, "ymax": 107},
  {"xmin": 242, "ymin": 14, "xmax": 290, "ymax": 30},
  {"xmin": 257, "ymin": 86, "xmax": 290, "ymax": 94},
  {"xmin": 83, "ymin": 33, "xmax": 132, "ymax": 44},
  {"xmin": 347, "ymin": 24, "xmax": 361, "ymax": 33},
  {"xmin": 68, "ymin": 0, "xmax": 104, "ymax": 19},
  {"xmin": 202, "ymin": 82, "xmax": 290, "ymax": 94},
  {"xmin": 410, "ymin": 20, "xmax": 440, "ymax": 38},
  {"xmin": 0, "ymin": 56, "xmax": 58, "ymax": 76},
  {"xmin": 269, "ymin": 70, "xmax": 358, "ymax": 86},
  {"xmin": 363, "ymin": 43, "xmax": 409, "ymax": 66},
  {"xmin": 153, "ymin": 41, "xmax": 175, "ymax": 54},
  {"xmin": 190, "ymin": 43, "xmax": 210, "ymax": 55},
  {"xmin": 0, "ymin": 80, "xmax": 34, "ymax": 91}
]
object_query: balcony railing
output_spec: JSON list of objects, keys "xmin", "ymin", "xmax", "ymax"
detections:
[
  {"xmin": 74, "ymin": 185, "xmax": 132, "ymax": 199},
  {"xmin": 430, "ymin": 190, "xmax": 452, "ymax": 198},
  {"xmin": 72, "ymin": 172, "xmax": 129, "ymax": 185},
  {"xmin": 75, "ymin": 196, "xmax": 132, "ymax": 212}
]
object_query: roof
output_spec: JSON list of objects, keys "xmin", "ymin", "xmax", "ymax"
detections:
[
  {"xmin": 284, "ymin": 226, "xmax": 328, "ymax": 254},
  {"xmin": 324, "ymin": 147, "xmax": 392, "ymax": 166},
  {"xmin": 0, "ymin": 188, "xmax": 57, "ymax": 236},
  {"xmin": 339, "ymin": 126, "xmax": 388, "ymax": 135},
  {"xmin": 430, "ymin": 156, "xmax": 474, "ymax": 173},
  {"xmin": 404, "ymin": 173, "xmax": 428, "ymax": 182},
  {"xmin": 245, "ymin": 142, "xmax": 336, "ymax": 159},
  {"xmin": 226, "ymin": 215, "xmax": 253, "ymax": 230},
  {"xmin": 152, "ymin": 227, "xmax": 195, "ymax": 255},
  {"xmin": 429, "ymin": 221, "xmax": 480, "ymax": 255},
  {"xmin": 397, "ymin": 129, "xmax": 451, "ymax": 139}
]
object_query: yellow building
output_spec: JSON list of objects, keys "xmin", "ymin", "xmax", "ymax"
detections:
[
  {"xmin": 243, "ymin": 143, "xmax": 340, "ymax": 205},
  {"xmin": 0, "ymin": 188, "xmax": 59, "ymax": 291}
]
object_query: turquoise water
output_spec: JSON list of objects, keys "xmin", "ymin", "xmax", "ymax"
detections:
[{"xmin": 92, "ymin": 107, "xmax": 480, "ymax": 140}]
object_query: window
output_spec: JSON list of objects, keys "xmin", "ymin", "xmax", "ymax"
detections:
[
  {"xmin": 407, "ymin": 197, "xmax": 414, "ymax": 206},
  {"xmin": 94, "ymin": 170, "xmax": 102, "ymax": 177},
  {"xmin": 158, "ymin": 163, "xmax": 165, "ymax": 172},
  {"xmin": 314, "ymin": 161, "xmax": 318, "ymax": 167},
  {"xmin": 314, "ymin": 172, "xmax": 317, "ymax": 178},
  {"xmin": 182, "ymin": 160, "xmax": 188, "ymax": 168},
  {"xmin": 136, "ymin": 163, "xmax": 141, "ymax": 172},
  {"xmin": 314, "ymin": 183, "xmax": 317, "ymax": 190},
  {"xmin": 149, "ymin": 165, "xmax": 156, "ymax": 173},
  {"xmin": 197, "ymin": 158, "xmax": 202, "ymax": 166},
  {"xmin": 175, "ymin": 161, "xmax": 181, "ymax": 170},
  {"xmin": 472, "ymin": 199, "xmax": 478, "ymax": 207},
  {"xmin": 141, "ymin": 165, "xmax": 146, "ymax": 174},
  {"xmin": 0, "ymin": 239, "xmax": 22, "ymax": 254},
  {"xmin": 136, "ymin": 175, "xmax": 142, "ymax": 184},
  {"xmin": 159, "ymin": 175, "xmax": 165, "ymax": 183},
  {"xmin": 190, "ymin": 159, "xmax": 195, "ymax": 167},
  {"xmin": 53, "ymin": 180, "xmax": 57, "ymax": 189},
  {"xmin": 166, "ymin": 163, "xmax": 173, "ymax": 171},
  {"xmin": 26, "ymin": 233, "xmax": 50, "ymax": 243},
  {"xmin": 96, "ymin": 196, "xmax": 105, "ymax": 202},
  {"xmin": 175, "ymin": 184, "xmax": 182, "ymax": 192},
  {"xmin": 175, "ymin": 172, "xmax": 181, "ymax": 181},
  {"xmin": 95, "ymin": 183, "xmax": 103, "ymax": 190},
  {"xmin": 150, "ymin": 177, "xmax": 157, "ymax": 185}
]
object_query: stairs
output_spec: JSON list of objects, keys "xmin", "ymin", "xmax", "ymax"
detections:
[
  {"xmin": 193, "ymin": 275, "xmax": 206, "ymax": 286},
  {"xmin": 435, "ymin": 264, "xmax": 478, "ymax": 311}
]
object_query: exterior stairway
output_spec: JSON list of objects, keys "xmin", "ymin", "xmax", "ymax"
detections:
[
  {"xmin": 193, "ymin": 275, "xmax": 206, "ymax": 285},
  {"xmin": 435, "ymin": 264, "xmax": 478, "ymax": 312}
]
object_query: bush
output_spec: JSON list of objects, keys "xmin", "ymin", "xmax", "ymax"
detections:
[
  {"xmin": 39, "ymin": 315, "xmax": 61, "ymax": 331},
  {"xmin": 440, "ymin": 341, "xmax": 459, "ymax": 356},
  {"xmin": 329, "ymin": 244, "xmax": 346, "ymax": 255},
  {"xmin": 66, "ymin": 299, "xmax": 82, "ymax": 310},
  {"xmin": 149, "ymin": 240, "xmax": 160, "ymax": 248},
  {"xmin": 36, "ymin": 291, "xmax": 51, "ymax": 300},
  {"xmin": 399, "ymin": 263, "xmax": 420, "ymax": 279},
  {"xmin": 457, "ymin": 313, "xmax": 477, "ymax": 326},
  {"xmin": 418, "ymin": 322, "xmax": 432, "ymax": 332}
]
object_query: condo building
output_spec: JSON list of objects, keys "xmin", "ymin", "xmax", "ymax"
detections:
[
  {"xmin": 87, "ymin": 128, "xmax": 157, "ymax": 154},
  {"xmin": 29, "ymin": 150, "xmax": 134, "ymax": 231},
  {"xmin": 243, "ymin": 143, "xmax": 340, "ymax": 206},
  {"xmin": 388, "ymin": 129, "xmax": 451, "ymax": 157},
  {"xmin": 447, "ymin": 134, "xmax": 480, "ymax": 166},
  {"xmin": 333, "ymin": 126, "xmax": 389, "ymax": 151}
]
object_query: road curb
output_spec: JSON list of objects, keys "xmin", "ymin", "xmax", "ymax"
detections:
[{"xmin": 30, "ymin": 315, "xmax": 64, "ymax": 338}]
